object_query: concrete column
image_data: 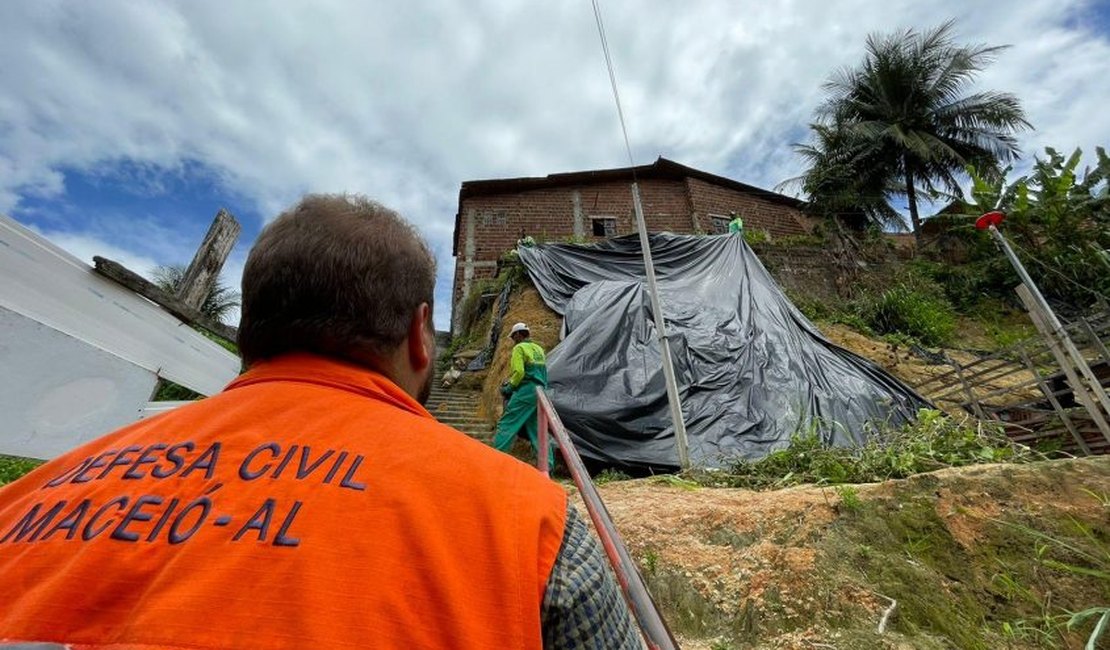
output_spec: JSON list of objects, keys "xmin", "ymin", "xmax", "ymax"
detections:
[
  {"xmin": 572, "ymin": 190, "xmax": 585, "ymax": 239},
  {"xmin": 453, "ymin": 208, "xmax": 478, "ymax": 332}
]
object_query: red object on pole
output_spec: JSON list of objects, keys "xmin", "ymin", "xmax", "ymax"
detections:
[
  {"xmin": 535, "ymin": 388, "xmax": 680, "ymax": 650},
  {"xmin": 975, "ymin": 211, "xmax": 1006, "ymax": 230}
]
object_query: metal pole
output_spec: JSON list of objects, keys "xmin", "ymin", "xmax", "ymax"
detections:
[
  {"xmin": 988, "ymin": 224, "xmax": 1110, "ymax": 421},
  {"xmin": 630, "ymin": 182, "xmax": 691, "ymax": 469},
  {"xmin": 536, "ymin": 388, "xmax": 680, "ymax": 650}
]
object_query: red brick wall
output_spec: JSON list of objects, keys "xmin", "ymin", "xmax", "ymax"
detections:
[
  {"xmin": 451, "ymin": 176, "xmax": 813, "ymax": 325},
  {"xmin": 452, "ymin": 179, "xmax": 695, "ymax": 310},
  {"xmin": 685, "ymin": 178, "xmax": 812, "ymax": 237}
]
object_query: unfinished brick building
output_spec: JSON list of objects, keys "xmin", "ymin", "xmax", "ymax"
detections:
[{"xmin": 450, "ymin": 157, "xmax": 812, "ymax": 330}]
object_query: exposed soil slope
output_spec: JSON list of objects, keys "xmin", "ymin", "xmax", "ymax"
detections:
[{"xmin": 586, "ymin": 457, "xmax": 1110, "ymax": 649}]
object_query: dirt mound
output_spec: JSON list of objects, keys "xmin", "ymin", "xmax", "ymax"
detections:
[
  {"xmin": 585, "ymin": 456, "xmax": 1110, "ymax": 649},
  {"xmin": 476, "ymin": 286, "xmax": 561, "ymax": 423}
]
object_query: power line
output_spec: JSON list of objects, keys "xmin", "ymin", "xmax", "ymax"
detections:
[{"xmin": 590, "ymin": 0, "xmax": 637, "ymax": 182}]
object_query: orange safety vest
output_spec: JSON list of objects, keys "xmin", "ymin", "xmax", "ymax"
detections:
[{"xmin": 0, "ymin": 354, "xmax": 567, "ymax": 650}]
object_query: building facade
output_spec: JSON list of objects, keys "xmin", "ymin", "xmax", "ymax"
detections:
[{"xmin": 451, "ymin": 157, "xmax": 812, "ymax": 330}]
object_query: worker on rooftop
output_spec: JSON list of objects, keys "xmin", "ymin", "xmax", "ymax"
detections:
[
  {"xmin": 494, "ymin": 322, "xmax": 554, "ymax": 466},
  {"xmin": 0, "ymin": 194, "xmax": 639, "ymax": 649},
  {"xmin": 728, "ymin": 210, "xmax": 744, "ymax": 235}
]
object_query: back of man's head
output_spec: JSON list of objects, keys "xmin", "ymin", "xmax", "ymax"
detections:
[{"xmin": 238, "ymin": 193, "xmax": 436, "ymax": 367}]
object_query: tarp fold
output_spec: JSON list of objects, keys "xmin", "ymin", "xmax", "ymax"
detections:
[{"xmin": 518, "ymin": 233, "xmax": 930, "ymax": 470}]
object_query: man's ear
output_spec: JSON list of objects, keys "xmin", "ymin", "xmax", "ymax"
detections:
[{"xmin": 406, "ymin": 302, "xmax": 433, "ymax": 373}]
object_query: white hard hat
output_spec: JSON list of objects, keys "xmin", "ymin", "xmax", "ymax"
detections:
[{"xmin": 510, "ymin": 322, "xmax": 529, "ymax": 336}]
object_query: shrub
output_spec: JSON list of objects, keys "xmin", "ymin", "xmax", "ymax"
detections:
[
  {"xmin": 697, "ymin": 409, "xmax": 1038, "ymax": 490},
  {"xmin": 861, "ymin": 282, "xmax": 957, "ymax": 346},
  {"xmin": 743, "ymin": 228, "xmax": 771, "ymax": 246},
  {"xmin": 0, "ymin": 455, "xmax": 42, "ymax": 486}
]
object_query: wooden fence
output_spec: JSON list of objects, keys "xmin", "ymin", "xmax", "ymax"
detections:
[{"xmin": 912, "ymin": 311, "xmax": 1110, "ymax": 455}]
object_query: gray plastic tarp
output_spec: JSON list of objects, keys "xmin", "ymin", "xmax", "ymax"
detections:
[{"xmin": 518, "ymin": 233, "xmax": 931, "ymax": 470}]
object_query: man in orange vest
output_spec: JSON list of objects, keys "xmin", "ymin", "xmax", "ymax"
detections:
[{"xmin": 0, "ymin": 194, "xmax": 640, "ymax": 649}]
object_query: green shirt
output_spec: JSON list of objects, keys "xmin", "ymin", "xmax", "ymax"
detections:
[
  {"xmin": 728, "ymin": 216, "xmax": 744, "ymax": 233},
  {"xmin": 509, "ymin": 340, "xmax": 547, "ymax": 388}
]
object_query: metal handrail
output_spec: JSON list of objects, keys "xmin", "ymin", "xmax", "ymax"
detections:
[{"xmin": 535, "ymin": 387, "xmax": 680, "ymax": 650}]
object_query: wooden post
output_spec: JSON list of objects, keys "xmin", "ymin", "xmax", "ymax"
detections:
[
  {"xmin": 93, "ymin": 256, "xmax": 238, "ymax": 343},
  {"xmin": 1080, "ymin": 317, "xmax": 1110, "ymax": 363},
  {"xmin": 990, "ymin": 224, "xmax": 1110, "ymax": 421},
  {"xmin": 1017, "ymin": 285, "xmax": 1110, "ymax": 445},
  {"xmin": 952, "ymin": 360, "xmax": 986, "ymax": 420},
  {"xmin": 177, "ymin": 209, "xmax": 241, "ymax": 311},
  {"xmin": 1020, "ymin": 349, "xmax": 1091, "ymax": 455}
]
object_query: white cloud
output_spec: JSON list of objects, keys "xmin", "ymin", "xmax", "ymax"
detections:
[
  {"xmin": 1, "ymin": 0, "xmax": 1109, "ymax": 329},
  {"xmin": 23, "ymin": 225, "xmax": 162, "ymax": 281}
]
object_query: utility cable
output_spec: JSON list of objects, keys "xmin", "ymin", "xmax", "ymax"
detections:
[{"xmin": 591, "ymin": 0, "xmax": 638, "ymax": 183}]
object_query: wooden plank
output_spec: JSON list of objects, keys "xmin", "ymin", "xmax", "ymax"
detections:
[
  {"xmin": 177, "ymin": 208, "xmax": 241, "ymax": 311},
  {"xmin": 1018, "ymin": 285, "xmax": 1110, "ymax": 446},
  {"xmin": 1021, "ymin": 349, "xmax": 1091, "ymax": 455},
  {"xmin": 0, "ymin": 214, "xmax": 238, "ymax": 395},
  {"xmin": 0, "ymin": 307, "xmax": 158, "ymax": 459},
  {"xmin": 951, "ymin": 360, "xmax": 985, "ymax": 419},
  {"xmin": 94, "ymin": 256, "xmax": 239, "ymax": 343},
  {"xmin": 0, "ymin": 214, "xmax": 240, "ymax": 458},
  {"xmin": 1080, "ymin": 317, "xmax": 1110, "ymax": 363}
]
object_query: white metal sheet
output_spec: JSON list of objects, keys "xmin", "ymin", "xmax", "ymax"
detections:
[
  {"xmin": 0, "ymin": 214, "xmax": 240, "ymax": 395},
  {"xmin": 0, "ymin": 308, "xmax": 159, "ymax": 459}
]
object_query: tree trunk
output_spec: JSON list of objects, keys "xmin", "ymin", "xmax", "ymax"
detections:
[{"xmin": 904, "ymin": 162, "xmax": 922, "ymax": 249}]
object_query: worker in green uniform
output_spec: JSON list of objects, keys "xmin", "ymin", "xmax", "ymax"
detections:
[
  {"xmin": 494, "ymin": 322, "xmax": 554, "ymax": 465},
  {"xmin": 728, "ymin": 211, "xmax": 744, "ymax": 234}
]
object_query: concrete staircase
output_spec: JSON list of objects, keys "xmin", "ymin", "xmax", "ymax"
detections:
[{"xmin": 426, "ymin": 369, "xmax": 493, "ymax": 442}]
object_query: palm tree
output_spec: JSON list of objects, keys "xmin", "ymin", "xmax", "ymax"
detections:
[
  {"xmin": 152, "ymin": 264, "xmax": 240, "ymax": 324},
  {"xmin": 816, "ymin": 20, "xmax": 1031, "ymax": 242},
  {"xmin": 785, "ymin": 122, "xmax": 905, "ymax": 232}
]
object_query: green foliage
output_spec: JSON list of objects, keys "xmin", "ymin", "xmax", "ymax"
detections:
[
  {"xmin": 906, "ymin": 259, "xmax": 994, "ymax": 312},
  {"xmin": 953, "ymin": 147, "xmax": 1110, "ymax": 310},
  {"xmin": 455, "ymin": 278, "xmax": 501, "ymax": 339},
  {"xmin": 152, "ymin": 264, "xmax": 240, "ymax": 324},
  {"xmin": 781, "ymin": 122, "xmax": 906, "ymax": 231},
  {"xmin": 0, "ymin": 455, "xmax": 42, "ymax": 485},
  {"xmin": 699, "ymin": 409, "xmax": 1038, "ymax": 490},
  {"xmin": 859, "ymin": 282, "xmax": 957, "ymax": 346},
  {"xmin": 834, "ymin": 484, "xmax": 863, "ymax": 513},
  {"xmin": 459, "ymin": 262, "xmax": 527, "ymax": 338},
  {"xmin": 743, "ymin": 228, "xmax": 771, "ymax": 246},
  {"xmin": 993, "ymin": 508, "xmax": 1110, "ymax": 649},
  {"xmin": 152, "ymin": 379, "xmax": 203, "ymax": 401},
  {"xmin": 795, "ymin": 20, "xmax": 1030, "ymax": 236},
  {"xmin": 1069, "ymin": 608, "xmax": 1109, "ymax": 649},
  {"xmin": 647, "ymin": 474, "xmax": 701, "ymax": 490},
  {"xmin": 593, "ymin": 468, "xmax": 632, "ymax": 485}
]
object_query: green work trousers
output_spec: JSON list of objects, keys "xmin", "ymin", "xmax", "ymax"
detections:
[{"xmin": 494, "ymin": 381, "xmax": 555, "ymax": 467}]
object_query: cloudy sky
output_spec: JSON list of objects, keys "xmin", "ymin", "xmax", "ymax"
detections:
[{"xmin": 2, "ymin": 1, "xmax": 1108, "ymax": 330}]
